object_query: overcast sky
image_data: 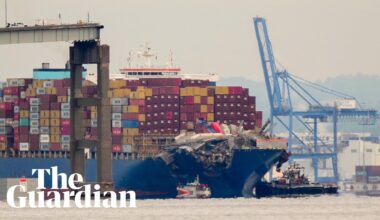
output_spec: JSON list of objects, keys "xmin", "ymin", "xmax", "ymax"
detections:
[{"xmin": 0, "ymin": 0, "xmax": 379, "ymax": 82}]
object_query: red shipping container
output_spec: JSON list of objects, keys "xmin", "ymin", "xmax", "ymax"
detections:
[
  {"xmin": 50, "ymin": 102, "xmax": 61, "ymax": 110},
  {"xmin": 0, "ymin": 135, "xmax": 5, "ymax": 142},
  {"xmin": 3, "ymin": 87, "xmax": 12, "ymax": 95},
  {"xmin": 207, "ymin": 88, "xmax": 215, "ymax": 96},
  {"xmin": 19, "ymin": 135, "xmax": 28, "ymax": 142},
  {"xmin": 130, "ymin": 99, "xmax": 145, "ymax": 106},
  {"xmin": 90, "ymin": 128, "xmax": 98, "ymax": 137},
  {"xmin": 187, "ymin": 113, "xmax": 195, "ymax": 121},
  {"xmin": 19, "ymin": 126, "xmax": 29, "ymax": 134},
  {"xmin": 50, "ymin": 143, "xmax": 61, "ymax": 151},
  {"xmin": 112, "ymin": 128, "xmax": 122, "ymax": 136},
  {"xmin": 39, "ymin": 102, "xmax": 50, "ymax": 110},
  {"xmin": 0, "ymin": 102, "xmax": 13, "ymax": 110},
  {"xmin": 185, "ymin": 96, "xmax": 194, "ymax": 104},
  {"xmin": 63, "ymin": 79, "xmax": 71, "ymax": 87},
  {"xmin": 83, "ymin": 110, "xmax": 91, "ymax": 119},
  {"xmin": 38, "ymin": 94, "xmax": 57, "ymax": 103},
  {"xmin": 13, "ymin": 99, "xmax": 20, "ymax": 105},
  {"xmin": 19, "ymin": 101, "xmax": 29, "ymax": 110},
  {"xmin": 152, "ymin": 87, "xmax": 160, "ymax": 95},
  {"xmin": 228, "ymin": 86, "xmax": 243, "ymax": 95},
  {"xmin": 61, "ymin": 126, "xmax": 70, "ymax": 135},
  {"xmin": 165, "ymin": 112, "xmax": 173, "ymax": 119},
  {"xmin": 10, "ymin": 87, "xmax": 19, "ymax": 95},
  {"xmin": 13, "ymin": 142, "xmax": 19, "ymax": 150},
  {"xmin": 61, "ymin": 119, "xmax": 70, "ymax": 126},
  {"xmin": 56, "ymin": 87, "xmax": 68, "ymax": 95},
  {"xmin": 122, "ymin": 113, "xmax": 139, "ymax": 120},
  {"xmin": 207, "ymin": 105, "xmax": 214, "ymax": 112},
  {"xmin": 112, "ymin": 136, "xmax": 122, "ymax": 145},
  {"xmin": 139, "ymin": 79, "xmax": 148, "ymax": 86},
  {"xmin": 13, "ymin": 113, "xmax": 20, "ymax": 120},
  {"xmin": 53, "ymin": 80, "xmax": 64, "ymax": 88},
  {"xmin": 139, "ymin": 106, "xmax": 146, "ymax": 114},
  {"xmin": 248, "ymin": 96, "xmax": 256, "ymax": 105},
  {"xmin": 242, "ymin": 88, "xmax": 249, "ymax": 96},
  {"xmin": 112, "ymin": 144, "xmax": 122, "ymax": 153}
]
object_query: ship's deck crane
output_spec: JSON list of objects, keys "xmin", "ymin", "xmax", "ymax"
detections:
[{"xmin": 253, "ymin": 17, "xmax": 377, "ymax": 183}]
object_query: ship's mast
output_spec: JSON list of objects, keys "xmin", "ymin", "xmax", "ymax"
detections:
[{"xmin": 137, "ymin": 43, "xmax": 156, "ymax": 68}]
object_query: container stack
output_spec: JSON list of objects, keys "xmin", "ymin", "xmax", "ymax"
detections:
[
  {"xmin": 0, "ymin": 82, "xmax": 5, "ymax": 151},
  {"xmin": 0, "ymin": 76, "xmax": 261, "ymax": 155},
  {"xmin": 179, "ymin": 85, "xmax": 215, "ymax": 131},
  {"xmin": 3, "ymin": 79, "xmax": 32, "ymax": 152},
  {"xmin": 214, "ymin": 86, "xmax": 256, "ymax": 130},
  {"xmin": 18, "ymin": 79, "xmax": 71, "ymax": 152},
  {"xmin": 145, "ymin": 86, "xmax": 180, "ymax": 134}
]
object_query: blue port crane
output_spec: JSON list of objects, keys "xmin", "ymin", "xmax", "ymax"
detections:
[{"xmin": 253, "ymin": 17, "xmax": 377, "ymax": 183}]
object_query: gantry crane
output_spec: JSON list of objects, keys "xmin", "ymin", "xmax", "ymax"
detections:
[{"xmin": 253, "ymin": 17, "xmax": 377, "ymax": 183}]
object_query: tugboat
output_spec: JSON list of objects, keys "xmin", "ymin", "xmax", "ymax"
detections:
[
  {"xmin": 255, "ymin": 163, "xmax": 338, "ymax": 198},
  {"xmin": 176, "ymin": 176, "xmax": 211, "ymax": 199}
]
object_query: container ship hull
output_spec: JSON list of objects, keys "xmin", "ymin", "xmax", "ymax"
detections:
[{"xmin": 0, "ymin": 148, "xmax": 288, "ymax": 198}]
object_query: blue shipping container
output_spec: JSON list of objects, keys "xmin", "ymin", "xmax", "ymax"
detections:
[
  {"xmin": 122, "ymin": 120, "xmax": 139, "ymax": 128},
  {"xmin": 33, "ymin": 70, "xmax": 87, "ymax": 80}
]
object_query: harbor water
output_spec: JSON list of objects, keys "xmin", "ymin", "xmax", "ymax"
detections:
[{"xmin": 0, "ymin": 194, "xmax": 379, "ymax": 220}]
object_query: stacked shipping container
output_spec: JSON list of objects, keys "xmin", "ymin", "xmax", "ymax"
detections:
[
  {"xmin": 0, "ymin": 77, "xmax": 261, "ymax": 155},
  {"xmin": 214, "ymin": 86, "xmax": 256, "ymax": 130}
]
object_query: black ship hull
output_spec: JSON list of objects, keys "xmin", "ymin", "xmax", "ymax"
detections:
[{"xmin": 255, "ymin": 182, "xmax": 338, "ymax": 198}]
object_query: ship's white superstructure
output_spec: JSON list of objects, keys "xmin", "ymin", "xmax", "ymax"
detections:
[{"xmin": 109, "ymin": 43, "xmax": 219, "ymax": 82}]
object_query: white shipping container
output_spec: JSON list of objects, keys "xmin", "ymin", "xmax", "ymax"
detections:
[
  {"xmin": 29, "ymin": 98, "xmax": 40, "ymax": 105},
  {"xmin": 122, "ymin": 145, "xmax": 132, "ymax": 153},
  {"xmin": 40, "ymin": 134, "xmax": 50, "ymax": 143},
  {"xmin": 17, "ymin": 79, "xmax": 25, "ymax": 87},
  {"xmin": 61, "ymin": 103, "xmax": 70, "ymax": 110},
  {"xmin": 43, "ymin": 81, "xmax": 53, "ymax": 88},
  {"xmin": 14, "ymin": 106, "xmax": 19, "ymax": 113},
  {"xmin": 36, "ymin": 88, "xmax": 46, "ymax": 95},
  {"xmin": 61, "ymin": 110, "xmax": 70, "ymax": 118},
  {"xmin": 7, "ymin": 79, "xmax": 19, "ymax": 87},
  {"xmin": 30, "ymin": 106, "xmax": 39, "ymax": 113},
  {"xmin": 90, "ymin": 119, "xmax": 97, "ymax": 127},
  {"xmin": 20, "ymin": 91, "xmax": 26, "ymax": 99},
  {"xmin": 3, "ymin": 95, "xmax": 11, "ymax": 102},
  {"xmin": 11, "ymin": 96, "xmax": 18, "ymax": 102},
  {"xmin": 120, "ymin": 98, "xmax": 128, "ymax": 105},
  {"xmin": 19, "ymin": 143, "xmax": 29, "ymax": 151},
  {"xmin": 61, "ymin": 135, "xmax": 70, "ymax": 142},
  {"xmin": 40, "ymin": 127, "xmax": 50, "ymax": 134},
  {"xmin": 12, "ymin": 121, "xmax": 19, "ymax": 128},
  {"xmin": 112, "ymin": 113, "xmax": 122, "ymax": 120},
  {"xmin": 112, "ymin": 105, "xmax": 122, "ymax": 113},
  {"xmin": 40, "ymin": 143, "xmax": 50, "ymax": 151},
  {"xmin": 61, "ymin": 143, "xmax": 70, "ymax": 151},
  {"xmin": 112, "ymin": 120, "xmax": 122, "ymax": 128},
  {"xmin": 30, "ymin": 113, "xmax": 39, "ymax": 120},
  {"xmin": 111, "ymin": 98, "xmax": 122, "ymax": 105},
  {"xmin": 29, "ymin": 127, "xmax": 40, "ymax": 134}
]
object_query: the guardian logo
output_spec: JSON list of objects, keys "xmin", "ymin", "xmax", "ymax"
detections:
[{"xmin": 6, "ymin": 166, "xmax": 136, "ymax": 208}]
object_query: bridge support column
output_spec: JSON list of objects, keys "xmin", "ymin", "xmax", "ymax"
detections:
[{"xmin": 69, "ymin": 40, "xmax": 113, "ymax": 191}]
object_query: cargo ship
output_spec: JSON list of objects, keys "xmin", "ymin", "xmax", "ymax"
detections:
[{"xmin": 0, "ymin": 46, "xmax": 289, "ymax": 198}]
